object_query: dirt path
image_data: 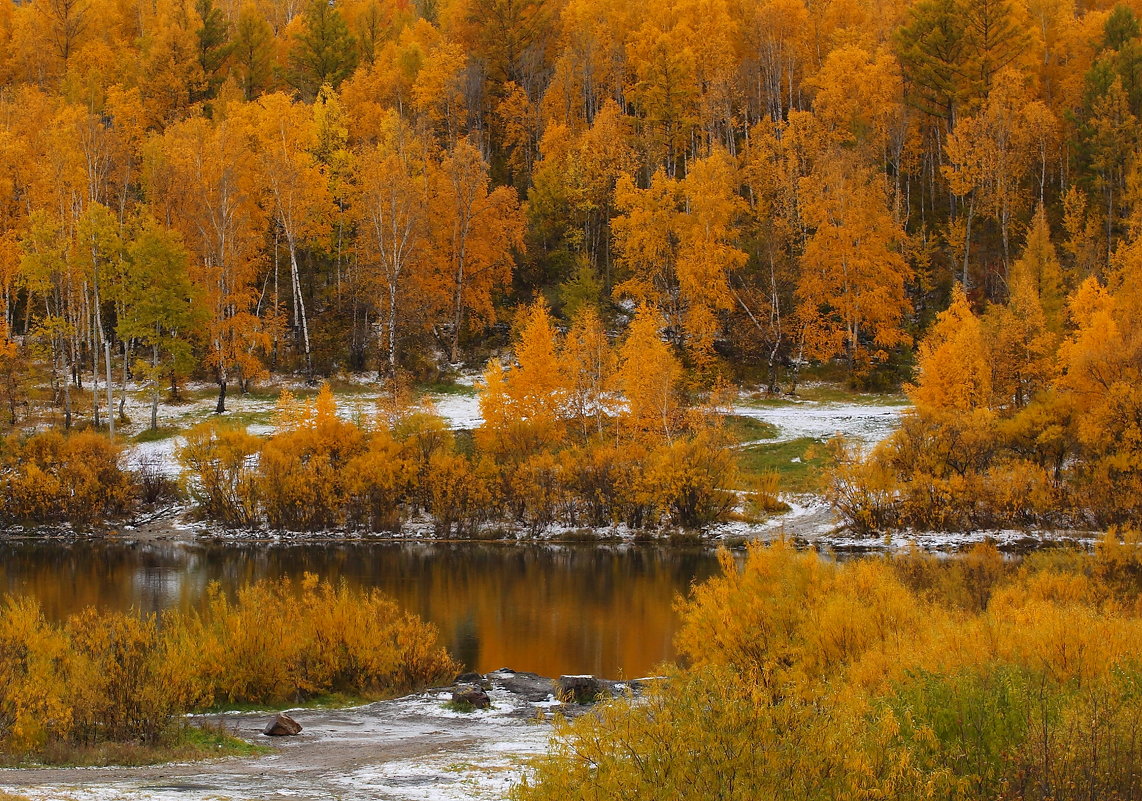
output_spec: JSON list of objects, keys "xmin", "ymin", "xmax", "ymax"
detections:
[{"xmin": 3, "ymin": 671, "xmax": 578, "ymax": 801}]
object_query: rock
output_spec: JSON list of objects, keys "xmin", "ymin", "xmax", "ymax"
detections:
[
  {"xmin": 454, "ymin": 671, "xmax": 492, "ymax": 689},
  {"xmin": 555, "ymin": 675, "xmax": 607, "ymax": 704},
  {"xmin": 451, "ymin": 684, "xmax": 491, "ymax": 709},
  {"xmin": 262, "ymin": 713, "xmax": 302, "ymax": 736},
  {"xmin": 486, "ymin": 669, "xmax": 555, "ymax": 703}
]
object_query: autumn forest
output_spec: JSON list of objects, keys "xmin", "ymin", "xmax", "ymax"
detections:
[
  {"xmin": 3, "ymin": 0, "xmax": 1142, "ymax": 793},
  {"xmin": 0, "ymin": 0, "xmax": 1124, "ymax": 402}
]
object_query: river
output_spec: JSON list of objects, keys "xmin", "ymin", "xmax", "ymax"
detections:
[{"xmin": 0, "ymin": 539, "xmax": 723, "ymax": 679}]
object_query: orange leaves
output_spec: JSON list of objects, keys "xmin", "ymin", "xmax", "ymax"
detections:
[
  {"xmin": 910, "ymin": 284, "xmax": 992, "ymax": 413},
  {"xmin": 420, "ymin": 138, "xmax": 524, "ymax": 363},
  {"xmin": 0, "ymin": 430, "xmax": 134, "ymax": 527},
  {"xmin": 478, "ymin": 299, "xmax": 569, "ymax": 458},
  {"xmin": 146, "ymin": 112, "xmax": 269, "ymax": 398},
  {"xmin": 472, "ymin": 301, "xmax": 737, "ymax": 531},
  {"xmin": 0, "ymin": 578, "xmax": 457, "ymax": 756},
  {"xmin": 178, "ymin": 421, "xmax": 263, "ymax": 527},
  {"xmin": 796, "ymin": 161, "xmax": 911, "ymax": 368},
  {"xmin": 352, "ymin": 113, "xmax": 429, "ymax": 372},
  {"xmin": 520, "ymin": 544, "xmax": 1142, "ymax": 801},
  {"xmin": 613, "ymin": 149, "xmax": 746, "ymax": 365},
  {"xmin": 259, "ymin": 385, "xmax": 365, "ymax": 530},
  {"xmin": 616, "ymin": 304, "xmax": 683, "ymax": 441}
]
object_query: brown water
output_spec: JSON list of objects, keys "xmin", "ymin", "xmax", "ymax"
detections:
[{"xmin": 0, "ymin": 540, "xmax": 724, "ymax": 679}]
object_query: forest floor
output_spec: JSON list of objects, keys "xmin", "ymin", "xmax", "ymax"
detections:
[{"xmin": 0, "ymin": 670, "xmax": 603, "ymax": 801}]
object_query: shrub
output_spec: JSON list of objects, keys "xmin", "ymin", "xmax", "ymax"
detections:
[
  {"xmin": 425, "ymin": 451, "xmax": 492, "ymax": 537},
  {"xmin": 166, "ymin": 574, "xmax": 458, "ymax": 706},
  {"xmin": 178, "ymin": 422, "xmax": 262, "ymax": 526},
  {"xmin": 0, "ymin": 430, "xmax": 136, "ymax": 528},
  {"xmin": 517, "ymin": 545, "xmax": 1142, "ymax": 801},
  {"xmin": 641, "ymin": 429, "xmax": 739, "ymax": 528},
  {"xmin": 0, "ymin": 576, "xmax": 456, "ymax": 759},
  {"xmin": 345, "ymin": 430, "xmax": 415, "ymax": 531}
]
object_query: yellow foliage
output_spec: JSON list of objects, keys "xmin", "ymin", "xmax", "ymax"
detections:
[
  {"xmin": 616, "ymin": 304, "xmax": 683, "ymax": 441},
  {"xmin": 424, "ymin": 450, "xmax": 492, "ymax": 537},
  {"xmin": 909, "ymin": 284, "xmax": 992, "ymax": 413},
  {"xmin": 178, "ymin": 421, "xmax": 262, "ymax": 527},
  {"xmin": 0, "ymin": 430, "xmax": 134, "ymax": 527},
  {"xmin": 0, "ymin": 576, "xmax": 457, "ymax": 757},
  {"xmin": 641, "ymin": 428, "xmax": 739, "ymax": 528},
  {"xmin": 520, "ymin": 544, "xmax": 1142, "ymax": 801},
  {"xmin": 258, "ymin": 385, "xmax": 366, "ymax": 530}
]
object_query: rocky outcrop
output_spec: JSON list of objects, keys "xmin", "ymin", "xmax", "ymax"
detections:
[{"xmin": 454, "ymin": 671, "xmax": 492, "ymax": 690}]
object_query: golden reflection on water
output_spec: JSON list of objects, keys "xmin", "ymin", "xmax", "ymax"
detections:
[{"xmin": 0, "ymin": 540, "xmax": 725, "ymax": 679}]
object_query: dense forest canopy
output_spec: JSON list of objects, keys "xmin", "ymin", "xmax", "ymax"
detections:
[{"xmin": 0, "ymin": 0, "xmax": 1139, "ymax": 422}]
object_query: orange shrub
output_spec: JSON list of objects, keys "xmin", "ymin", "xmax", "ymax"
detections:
[
  {"xmin": 0, "ymin": 577, "xmax": 457, "ymax": 757},
  {"xmin": 0, "ymin": 431, "xmax": 135, "ymax": 527},
  {"xmin": 178, "ymin": 422, "xmax": 262, "ymax": 526}
]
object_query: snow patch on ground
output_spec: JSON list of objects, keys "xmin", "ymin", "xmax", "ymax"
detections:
[
  {"xmin": 816, "ymin": 528, "xmax": 1100, "ymax": 553},
  {"xmin": 732, "ymin": 401, "xmax": 905, "ymax": 445},
  {"xmin": 119, "ymin": 381, "xmax": 484, "ymax": 479},
  {"xmin": 429, "ymin": 393, "xmax": 483, "ymax": 430}
]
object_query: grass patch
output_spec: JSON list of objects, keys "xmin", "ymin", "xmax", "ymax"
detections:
[
  {"xmin": 134, "ymin": 426, "xmax": 180, "ymax": 443},
  {"xmin": 419, "ymin": 380, "xmax": 477, "ymax": 397},
  {"xmin": 214, "ymin": 409, "xmax": 274, "ymax": 429},
  {"xmin": 723, "ymin": 414, "xmax": 779, "ymax": 442},
  {"xmin": 738, "ymin": 437, "xmax": 834, "ymax": 494},
  {"xmin": 791, "ymin": 385, "xmax": 909, "ymax": 405},
  {"xmin": 6, "ymin": 723, "xmax": 268, "ymax": 768}
]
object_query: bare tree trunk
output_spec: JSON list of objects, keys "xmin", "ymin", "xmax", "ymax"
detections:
[
  {"xmin": 962, "ymin": 195, "xmax": 975, "ymax": 288},
  {"xmin": 105, "ymin": 341, "xmax": 114, "ymax": 439},
  {"xmin": 288, "ymin": 237, "xmax": 312, "ymax": 381},
  {"xmin": 92, "ymin": 317, "xmax": 100, "ymax": 428},
  {"xmin": 120, "ymin": 339, "xmax": 128, "ymax": 421},
  {"xmin": 387, "ymin": 280, "xmax": 398, "ymax": 375},
  {"xmin": 151, "ymin": 344, "xmax": 159, "ymax": 431}
]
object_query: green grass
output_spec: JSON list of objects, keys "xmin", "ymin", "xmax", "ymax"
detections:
[
  {"xmin": 723, "ymin": 414, "xmax": 779, "ymax": 443},
  {"xmin": 212, "ymin": 409, "xmax": 274, "ymax": 429},
  {"xmin": 199, "ymin": 691, "xmax": 373, "ymax": 714},
  {"xmin": 738, "ymin": 437, "xmax": 835, "ymax": 494},
  {"xmin": 134, "ymin": 426, "xmax": 180, "ymax": 443},
  {"xmin": 179, "ymin": 722, "xmax": 270, "ymax": 757},
  {"xmin": 739, "ymin": 385, "xmax": 908, "ymax": 407},
  {"xmin": 419, "ymin": 380, "xmax": 477, "ymax": 397},
  {"xmin": 7, "ymin": 723, "xmax": 270, "ymax": 768},
  {"xmin": 444, "ymin": 699, "xmax": 485, "ymax": 713},
  {"xmin": 793, "ymin": 385, "xmax": 909, "ymax": 405}
]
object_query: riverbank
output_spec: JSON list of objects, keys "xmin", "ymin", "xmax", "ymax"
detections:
[
  {"xmin": 1, "ymin": 670, "xmax": 617, "ymax": 801},
  {"xmin": 2, "ymin": 388, "xmax": 1103, "ymax": 552}
]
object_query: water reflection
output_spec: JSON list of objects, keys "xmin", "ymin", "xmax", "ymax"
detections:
[{"xmin": 0, "ymin": 539, "xmax": 724, "ymax": 679}]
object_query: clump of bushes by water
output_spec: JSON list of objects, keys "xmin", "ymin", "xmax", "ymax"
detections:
[
  {"xmin": 0, "ymin": 574, "xmax": 457, "ymax": 761},
  {"xmin": 0, "ymin": 430, "xmax": 137, "ymax": 527},
  {"xmin": 514, "ymin": 535, "xmax": 1142, "ymax": 801},
  {"xmin": 179, "ymin": 383, "xmax": 739, "ymax": 534}
]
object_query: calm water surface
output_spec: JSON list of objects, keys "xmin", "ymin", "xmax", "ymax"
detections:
[{"xmin": 0, "ymin": 540, "xmax": 724, "ymax": 679}]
